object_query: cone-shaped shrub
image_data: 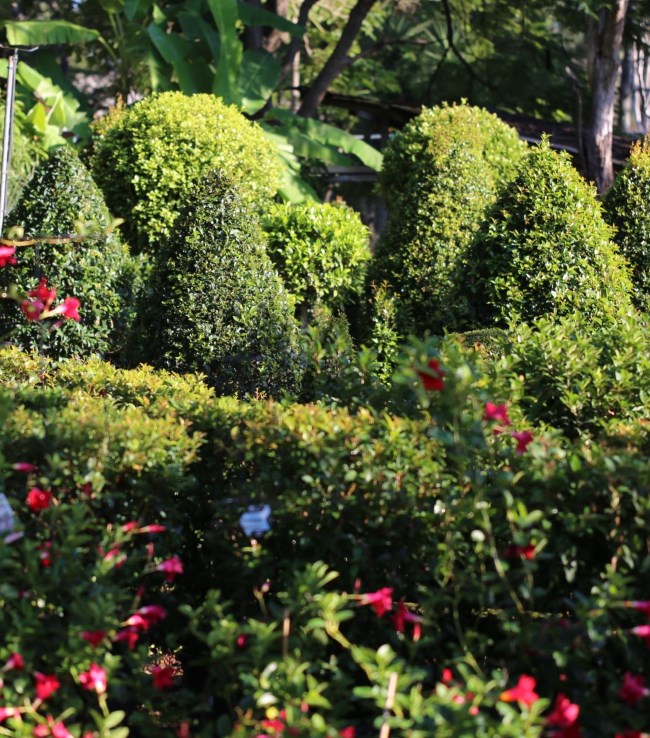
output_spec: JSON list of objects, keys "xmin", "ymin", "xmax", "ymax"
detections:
[
  {"xmin": 466, "ymin": 138, "xmax": 633, "ymax": 326},
  {"xmin": 370, "ymin": 103, "xmax": 525, "ymax": 336},
  {"xmin": 132, "ymin": 170, "xmax": 304, "ymax": 398},
  {"xmin": 604, "ymin": 139, "xmax": 650, "ymax": 309},
  {"xmin": 90, "ymin": 93, "xmax": 281, "ymax": 252},
  {"xmin": 2, "ymin": 144, "xmax": 135, "ymax": 358}
]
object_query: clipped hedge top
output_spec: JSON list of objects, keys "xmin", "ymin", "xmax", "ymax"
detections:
[{"xmin": 90, "ymin": 92, "xmax": 281, "ymax": 251}]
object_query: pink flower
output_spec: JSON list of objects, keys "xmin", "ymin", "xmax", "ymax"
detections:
[
  {"xmin": 122, "ymin": 521, "xmax": 139, "ymax": 532},
  {"xmin": 417, "ymin": 359, "xmax": 445, "ymax": 392},
  {"xmin": 340, "ymin": 728, "xmax": 356, "ymax": 738},
  {"xmin": 150, "ymin": 665, "xmax": 175, "ymax": 690},
  {"xmin": 4, "ymin": 653, "xmax": 24, "ymax": 671},
  {"xmin": 78, "ymin": 663, "xmax": 107, "ymax": 695},
  {"xmin": 29, "ymin": 278, "xmax": 56, "ymax": 305},
  {"xmin": 0, "ymin": 246, "xmax": 17, "ymax": 268},
  {"xmin": 37, "ymin": 542, "xmax": 53, "ymax": 567},
  {"xmin": 13, "ymin": 462, "xmax": 38, "ymax": 473},
  {"xmin": 499, "ymin": 675, "xmax": 539, "ymax": 706},
  {"xmin": 21, "ymin": 298, "xmax": 45, "ymax": 321},
  {"xmin": 391, "ymin": 600, "xmax": 424, "ymax": 638},
  {"xmin": 546, "ymin": 694, "xmax": 580, "ymax": 730},
  {"xmin": 0, "ymin": 707, "xmax": 19, "ymax": 722},
  {"xmin": 441, "ymin": 668, "xmax": 454, "ymax": 685},
  {"xmin": 126, "ymin": 605, "xmax": 167, "ymax": 630},
  {"xmin": 512, "ymin": 430, "xmax": 534, "ymax": 455},
  {"xmin": 236, "ymin": 634, "xmax": 248, "ymax": 648},
  {"xmin": 156, "ymin": 556, "xmax": 183, "ymax": 582},
  {"xmin": 26, "ymin": 487, "xmax": 53, "ymax": 512},
  {"xmin": 50, "ymin": 297, "xmax": 81, "ymax": 322},
  {"xmin": 102, "ymin": 547, "xmax": 126, "ymax": 567},
  {"xmin": 504, "ymin": 543, "xmax": 536, "ymax": 560},
  {"xmin": 360, "ymin": 587, "xmax": 393, "ymax": 617},
  {"xmin": 619, "ymin": 672, "xmax": 649, "ymax": 706},
  {"xmin": 33, "ymin": 716, "xmax": 73, "ymax": 738},
  {"xmin": 630, "ymin": 624, "xmax": 650, "ymax": 645},
  {"xmin": 483, "ymin": 402, "xmax": 512, "ymax": 429},
  {"xmin": 114, "ymin": 628, "xmax": 140, "ymax": 650},
  {"xmin": 34, "ymin": 672, "xmax": 60, "ymax": 701},
  {"xmin": 624, "ymin": 600, "xmax": 650, "ymax": 617},
  {"xmin": 81, "ymin": 630, "xmax": 107, "ymax": 648},
  {"xmin": 139, "ymin": 524, "xmax": 167, "ymax": 534}
]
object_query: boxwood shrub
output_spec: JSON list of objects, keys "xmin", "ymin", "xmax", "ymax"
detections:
[
  {"xmin": 2, "ymin": 144, "xmax": 136, "ymax": 358},
  {"xmin": 466, "ymin": 138, "xmax": 633, "ymax": 326},
  {"xmin": 370, "ymin": 103, "xmax": 525, "ymax": 336},
  {"xmin": 130, "ymin": 170, "xmax": 304, "ymax": 398},
  {"xmin": 604, "ymin": 138, "xmax": 650, "ymax": 309},
  {"xmin": 90, "ymin": 93, "xmax": 281, "ymax": 251}
]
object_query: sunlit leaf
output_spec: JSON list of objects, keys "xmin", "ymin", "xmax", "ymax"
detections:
[{"xmin": 238, "ymin": 49, "xmax": 280, "ymax": 114}]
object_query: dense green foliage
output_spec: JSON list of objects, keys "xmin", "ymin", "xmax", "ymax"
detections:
[
  {"xmin": 130, "ymin": 171, "xmax": 303, "ymax": 398},
  {"xmin": 2, "ymin": 144, "xmax": 136, "ymax": 358},
  {"xmin": 371, "ymin": 103, "xmax": 525, "ymax": 336},
  {"xmin": 89, "ymin": 93, "xmax": 281, "ymax": 251},
  {"xmin": 467, "ymin": 139, "xmax": 634, "ymax": 326},
  {"xmin": 604, "ymin": 139, "xmax": 650, "ymax": 309},
  {"xmin": 262, "ymin": 201, "xmax": 371, "ymax": 317}
]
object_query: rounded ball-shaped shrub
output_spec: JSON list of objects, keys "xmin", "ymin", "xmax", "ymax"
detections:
[
  {"xmin": 604, "ymin": 139, "xmax": 650, "ymax": 308},
  {"xmin": 90, "ymin": 93, "xmax": 281, "ymax": 251},
  {"xmin": 371, "ymin": 102, "xmax": 525, "ymax": 336},
  {"xmin": 3, "ymin": 144, "xmax": 133, "ymax": 358},
  {"xmin": 467, "ymin": 138, "xmax": 633, "ymax": 326},
  {"xmin": 132, "ymin": 170, "xmax": 304, "ymax": 398},
  {"xmin": 261, "ymin": 201, "xmax": 371, "ymax": 315}
]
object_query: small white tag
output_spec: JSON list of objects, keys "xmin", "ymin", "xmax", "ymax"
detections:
[
  {"xmin": 239, "ymin": 505, "xmax": 271, "ymax": 538},
  {"xmin": 0, "ymin": 493, "xmax": 15, "ymax": 535}
]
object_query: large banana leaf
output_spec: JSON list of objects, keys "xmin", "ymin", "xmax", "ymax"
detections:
[
  {"xmin": 238, "ymin": 49, "xmax": 281, "ymax": 115},
  {"xmin": 236, "ymin": 1, "xmax": 304, "ymax": 38},
  {"xmin": 264, "ymin": 108, "xmax": 384, "ymax": 170},
  {"xmin": 207, "ymin": 0, "xmax": 243, "ymax": 106},
  {"xmin": 261, "ymin": 126, "xmax": 319, "ymax": 203},
  {"xmin": 147, "ymin": 22, "xmax": 192, "ymax": 63},
  {"xmin": 3, "ymin": 20, "xmax": 109, "ymax": 52},
  {"xmin": 124, "ymin": 0, "xmax": 154, "ymax": 20}
]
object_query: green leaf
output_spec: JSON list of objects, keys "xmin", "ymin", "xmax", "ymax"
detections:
[
  {"xmin": 173, "ymin": 58, "xmax": 214, "ymax": 94},
  {"xmin": 238, "ymin": 49, "xmax": 280, "ymax": 114},
  {"xmin": 261, "ymin": 127, "xmax": 319, "ymax": 203},
  {"xmin": 124, "ymin": 0, "xmax": 154, "ymax": 20},
  {"xmin": 147, "ymin": 22, "xmax": 191, "ymax": 63},
  {"xmin": 3, "ymin": 20, "xmax": 104, "ymax": 47},
  {"xmin": 236, "ymin": 1, "xmax": 304, "ymax": 38},
  {"xmin": 103, "ymin": 711, "xmax": 126, "ymax": 730},
  {"xmin": 97, "ymin": 0, "xmax": 125, "ymax": 13},
  {"xmin": 177, "ymin": 11, "xmax": 220, "ymax": 59},
  {"xmin": 207, "ymin": 0, "xmax": 243, "ymax": 106}
]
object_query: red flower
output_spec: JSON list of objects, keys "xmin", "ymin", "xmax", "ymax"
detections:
[
  {"xmin": 13, "ymin": 462, "xmax": 38, "ymax": 473},
  {"xmin": 624, "ymin": 600, "xmax": 650, "ymax": 617},
  {"xmin": 37, "ymin": 542, "xmax": 53, "ymax": 567},
  {"xmin": 156, "ymin": 556, "xmax": 184, "ymax": 582},
  {"xmin": 483, "ymin": 402, "xmax": 512, "ymax": 429},
  {"xmin": 0, "ymin": 246, "xmax": 17, "ymax": 268},
  {"xmin": 511, "ymin": 430, "xmax": 534, "ymax": 455},
  {"xmin": 26, "ymin": 487, "xmax": 53, "ymax": 512},
  {"xmin": 615, "ymin": 733, "xmax": 643, "ymax": 738},
  {"xmin": 78, "ymin": 663, "xmax": 107, "ymax": 695},
  {"xmin": 391, "ymin": 600, "xmax": 424, "ymax": 638},
  {"xmin": 630, "ymin": 624, "xmax": 650, "ymax": 645},
  {"xmin": 34, "ymin": 672, "xmax": 60, "ymax": 701},
  {"xmin": 150, "ymin": 665, "xmax": 175, "ymax": 690},
  {"xmin": 114, "ymin": 628, "xmax": 140, "ymax": 650},
  {"xmin": 4, "ymin": 653, "xmax": 24, "ymax": 671},
  {"xmin": 81, "ymin": 630, "xmax": 107, "ymax": 648},
  {"xmin": 29, "ymin": 278, "xmax": 56, "ymax": 305},
  {"xmin": 139, "ymin": 524, "xmax": 166, "ymax": 534},
  {"xmin": 50, "ymin": 297, "xmax": 81, "ymax": 322},
  {"xmin": 546, "ymin": 694, "xmax": 580, "ymax": 735},
  {"xmin": 126, "ymin": 605, "xmax": 167, "ymax": 630},
  {"xmin": 122, "ymin": 521, "xmax": 139, "ymax": 532},
  {"xmin": 504, "ymin": 543, "xmax": 536, "ymax": 560},
  {"xmin": 102, "ymin": 547, "xmax": 126, "ymax": 567},
  {"xmin": 33, "ymin": 716, "xmax": 73, "ymax": 738},
  {"xmin": 619, "ymin": 672, "xmax": 650, "ymax": 706},
  {"xmin": 0, "ymin": 707, "xmax": 19, "ymax": 722},
  {"xmin": 441, "ymin": 668, "xmax": 454, "ymax": 685},
  {"xmin": 21, "ymin": 298, "xmax": 45, "ymax": 321},
  {"xmin": 340, "ymin": 728, "xmax": 356, "ymax": 738},
  {"xmin": 417, "ymin": 359, "xmax": 445, "ymax": 392},
  {"xmin": 236, "ymin": 634, "xmax": 248, "ymax": 648},
  {"xmin": 499, "ymin": 675, "xmax": 539, "ymax": 706},
  {"xmin": 360, "ymin": 587, "xmax": 393, "ymax": 617}
]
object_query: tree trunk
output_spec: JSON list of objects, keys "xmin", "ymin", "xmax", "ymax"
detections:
[
  {"xmin": 297, "ymin": 0, "xmax": 378, "ymax": 118},
  {"xmin": 585, "ymin": 0, "xmax": 629, "ymax": 193}
]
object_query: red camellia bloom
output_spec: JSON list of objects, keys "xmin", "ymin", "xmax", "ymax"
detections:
[
  {"xmin": 26, "ymin": 487, "xmax": 53, "ymax": 513},
  {"xmin": 499, "ymin": 675, "xmax": 539, "ymax": 706},
  {"xmin": 417, "ymin": 359, "xmax": 445, "ymax": 391},
  {"xmin": 0, "ymin": 246, "xmax": 17, "ymax": 268},
  {"xmin": 546, "ymin": 694, "xmax": 581, "ymax": 738},
  {"xmin": 360, "ymin": 587, "xmax": 393, "ymax": 617},
  {"xmin": 81, "ymin": 630, "xmax": 107, "ymax": 648},
  {"xmin": 34, "ymin": 672, "xmax": 61, "ymax": 701},
  {"xmin": 20, "ymin": 298, "xmax": 45, "ymax": 322},
  {"xmin": 512, "ymin": 430, "xmax": 534, "ymax": 455},
  {"xmin": 79, "ymin": 663, "xmax": 107, "ymax": 695},
  {"xmin": 150, "ymin": 665, "xmax": 175, "ymax": 690},
  {"xmin": 156, "ymin": 556, "xmax": 184, "ymax": 582},
  {"xmin": 4, "ymin": 653, "xmax": 24, "ymax": 671},
  {"xmin": 483, "ymin": 402, "xmax": 512, "ymax": 427},
  {"xmin": 619, "ymin": 672, "xmax": 650, "ymax": 706},
  {"xmin": 29, "ymin": 278, "xmax": 56, "ymax": 305}
]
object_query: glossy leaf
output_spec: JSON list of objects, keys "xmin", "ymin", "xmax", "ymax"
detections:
[
  {"xmin": 207, "ymin": 0, "xmax": 243, "ymax": 106},
  {"xmin": 238, "ymin": 49, "xmax": 281, "ymax": 115},
  {"xmin": 3, "ymin": 19, "xmax": 104, "ymax": 47},
  {"xmin": 236, "ymin": 0, "xmax": 304, "ymax": 38}
]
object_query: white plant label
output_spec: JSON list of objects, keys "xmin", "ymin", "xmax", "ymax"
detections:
[{"xmin": 0, "ymin": 493, "xmax": 15, "ymax": 535}]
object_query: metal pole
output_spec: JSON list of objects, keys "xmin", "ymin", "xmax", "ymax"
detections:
[{"xmin": 0, "ymin": 49, "xmax": 19, "ymax": 238}]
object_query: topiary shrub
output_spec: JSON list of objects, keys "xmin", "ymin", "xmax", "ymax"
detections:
[
  {"xmin": 466, "ymin": 138, "xmax": 634, "ymax": 327},
  {"xmin": 90, "ymin": 93, "xmax": 281, "ymax": 252},
  {"xmin": 2, "ymin": 144, "xmax": 136, "ymax": 358},
  {"xmin": 604, "ymin": 138, "xmax": 650, "ymax": 309},
  {"xmin": 131, "ymin": 170, "xmax": 304, "ymax": 398},
  {"xmin": 261, "ymin": 201, "xmax": 371, "ymax": 321},
  {"xmin": 370, "ymin": 102, "xmax": 525, "ymax": 336}
]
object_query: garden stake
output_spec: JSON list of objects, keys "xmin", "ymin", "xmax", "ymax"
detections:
[
  {"xmin": 0, "ymin": 48, "xmax": 19, "ymax": 238},
  {"xmin": 378, "ymin": 671, "xmax": 398, "ymax": 738},
  {"xmin": 282, "ymin": 610, "xmax": 291, "ymax": 658}
]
